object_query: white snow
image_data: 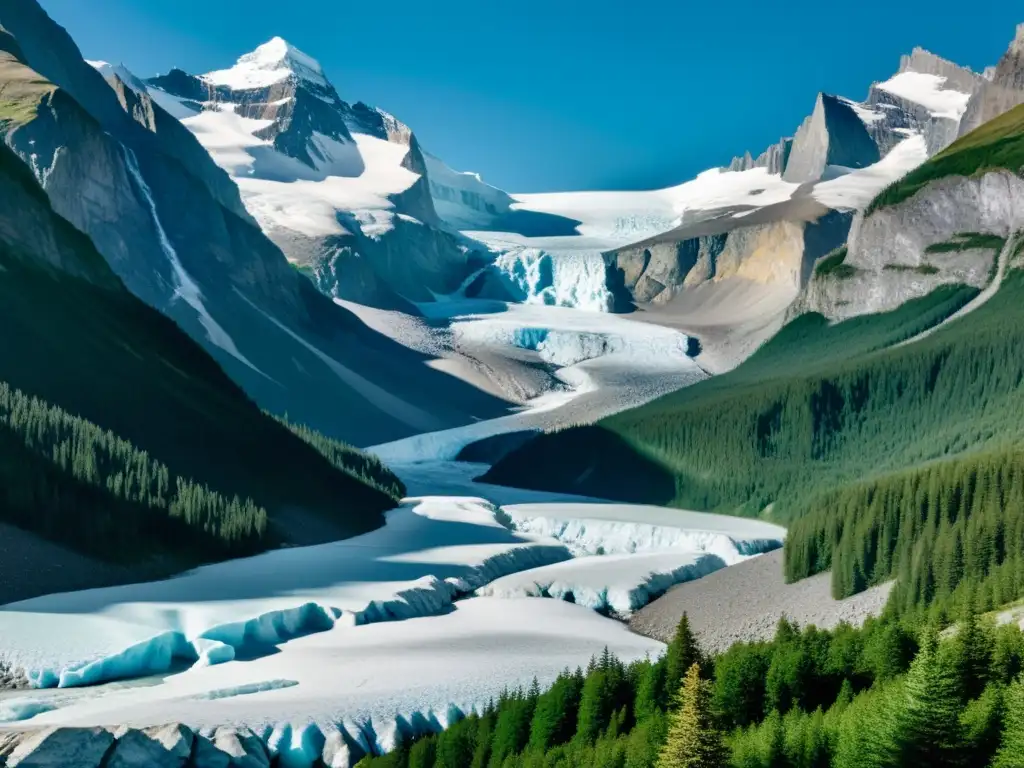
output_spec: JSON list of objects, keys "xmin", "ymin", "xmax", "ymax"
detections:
[
  {"xmin": 229, "ymin": 133, "xmax": 418, "ymax": 237},
  {"xmin": 840, "ymin": 97, "xmax": 886, "ymax": 125},
  {"xmin": 875, "ymin": 71, "xmax": 972, "ymax": 120},
  {"xmin": 812, "ymin": 134, "xmax": 930, "ymax": 210},
  {"xmin": 0, "ymin": 498, "xmax": 569, "ymax": 689},
  {"xmin": 121, "ymin": 148, "xmax": 264, "ymax": 375},
  {"xmin": 202, "ymin": 37, "xmax": 330, "ymax": 91}
]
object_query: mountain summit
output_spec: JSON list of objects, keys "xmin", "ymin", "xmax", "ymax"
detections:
[{"xmin": 202, "ymin": 36, "xmax": 329, "ymax": 91}]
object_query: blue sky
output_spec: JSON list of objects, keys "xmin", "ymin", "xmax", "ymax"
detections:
[{"xmin": 40, "ymin": 0, "xmax": 1020, "ymax": 192}]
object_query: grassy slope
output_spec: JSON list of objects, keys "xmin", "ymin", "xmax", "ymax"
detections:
[
  {"xmin": 0, "ymin": 139, "xmax": 403, "ymax": 564},
  {"xmin": 867, "ymin": 102, "xmax": 1024, "ymax": 214}
]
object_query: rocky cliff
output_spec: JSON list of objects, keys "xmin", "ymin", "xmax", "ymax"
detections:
[
  {"xmin": 959, "ymin": 24, "xmax": 1024, "ymax": 136},
  {"xmin": 142, "ymin": 39, "xmax": 477, "ymax": 308}
]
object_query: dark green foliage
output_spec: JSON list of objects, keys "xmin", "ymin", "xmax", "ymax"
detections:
[
  {"xmin": 894, "ymin": 632, "xmax": 964, "ymax": 767},
  {"xmin": 665, "ymin": 614, "xmax": 706, "ymax": 704},
  {"xmin": 866, "ymin": 102, "xmax": 1024, "ymax": 214},
  {"xmin": 995, "ymin": 677, "xmax": 1024, "ymax": 768},
  {"xmin": 962, "ymin": 683, "xmax": 1005, "ymax": 767},
  {"xmin": 485, "ymin": 282, "xmax": 978, "ymax": 517},
  {"xmin": 0, "ymin": 380, "xmax": 267, "ymax": 561},
  {"xmin": 530, "ymin": 669, "xmax": 585, "ymax": 752},
  {"xmin": 925, "ymin": 232, "xmax": 1006, "ymax": 255},
  {"xmin": 0, "ymin": 230, "xmax": 399, "ymax": 563},
  {"xmin": 815, "ymin": 247, "xmax": 854, "ymax": 279},
  {"xmin": 883, "ymin": 262, "xmax": 940, "ymax": 275},
  {"xmin": 713, "ymin": 643, "xmax": 771, "ymax": 730},
  {"xmin": 275, "ymin": 415, "xmax": 404, "ymax": 500}
]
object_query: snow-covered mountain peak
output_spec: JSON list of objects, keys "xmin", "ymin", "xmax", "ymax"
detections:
[{"xmin": 202, "ymin": 36, "xmax": 329, "ymax": 91}]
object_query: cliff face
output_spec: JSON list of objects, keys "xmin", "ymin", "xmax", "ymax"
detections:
[
  {"xmin": 798, "ymin": 172, "xmax": 1024, "ymax": 321},
  {"xmin": 959, "ymin": 24, "xmax": 1024, "ymax": 136}
]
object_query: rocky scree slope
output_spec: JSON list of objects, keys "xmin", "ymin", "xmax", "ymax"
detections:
[{"xmin": 0, "ymin": 0, "xmax": 507, "ymax": 447}]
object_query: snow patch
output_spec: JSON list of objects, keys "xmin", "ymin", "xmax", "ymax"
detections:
[
  {"xmin": 479, "ymin": 551, "xmax": 727, "ymax": 616},
  {"xmin": 812, "ymin": 134, "xmax": 930, "ymax": 210},
  {"xmin": 875, "ymin": 71, "xmax": 972, "ymax": 120},
  {"xmin": 202, "ymin": 37, "xmax": 330, "ymax": 91}
]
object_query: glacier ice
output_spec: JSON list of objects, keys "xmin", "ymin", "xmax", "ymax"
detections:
[
  {"xmin": 488, "ymin": 248, "xmax": 614, "ymax": 312},
  {"xmin": 0, "ymin": 498, "xmax": 571, "ymax": 691},
  {"xmin": 479, "ymin": 551, "xmax": 728, "ymax": 617}
]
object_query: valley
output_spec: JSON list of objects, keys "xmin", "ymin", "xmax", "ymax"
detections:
[{"xmin": 2, "ymin": 2, "xmax": 1024, "ymax": 766}]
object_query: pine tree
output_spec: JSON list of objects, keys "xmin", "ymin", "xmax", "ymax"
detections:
[
  {"xmin": 996, "ymin": 677, "xmax": 1024, "ymax": 768},
  {"xmin": 895, "ymin": 632, "xmax": 964, "ymax": 768},
  {"xmin": 664, "ymin": 614, "xmax": 705, "ymax": 700},
  {"xmin": 656, "ymin": 663, "xmax": 726, "ymax": 768},
  {"xmin": 955, "ymin": 602, "xmax": 994, "ymax": 700}
]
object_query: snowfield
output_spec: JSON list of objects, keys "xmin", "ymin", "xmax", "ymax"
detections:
[{"xmin": 875, "ymin": 71, "xmax": 973, "ymax": 120}]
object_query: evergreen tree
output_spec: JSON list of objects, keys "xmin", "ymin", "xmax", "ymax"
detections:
[
  {"xmin": 955, "ymin": 603, "xmax": 995, "ymax": 700},
  {"xmin": 996, "ymin": 677, "xmax": 1024, "ymax": 768},
  {"xmin": 656, "ymin": 664, "xmax": 726, "ymax": 768},
  {"xmin": 894, "ymin": 632, "xmax": 964, "ymax": 768},
  {"xmin": 664, "ymin": 614, "xmax": 705, "ymax": 701}
]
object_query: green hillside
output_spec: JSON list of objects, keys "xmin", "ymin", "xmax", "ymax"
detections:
[
  {"xmin": 485, "ymin": 268, "xmax": 1024, "ymax": 616},
  {"xmin": 0, "ymin": 141, "xmax": 403, "ymax": 566}
]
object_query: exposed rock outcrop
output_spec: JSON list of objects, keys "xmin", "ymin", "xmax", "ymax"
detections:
[
  {"xmin": 959, "ymin": 24, "xmax": 1024, "ymax": 136},
  {"xmin": 798, "ymin": 172, "xmax": 1024, "ymax": 320},
  {"xmin": 783, "ymin": 94, "xmax": 881, "ymax": 183}
]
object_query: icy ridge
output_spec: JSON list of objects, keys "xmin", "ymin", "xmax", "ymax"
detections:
[
  {"xmin": 478, "ymin": 553, "xmax": 729, "ymax": 617},
  {"xmin": 502, "ymin": 513, "xmax": 782, "ymax": 564},
  {"xmin": 20, "ymin": 538, "xmax": 571, "ymax": 690}
]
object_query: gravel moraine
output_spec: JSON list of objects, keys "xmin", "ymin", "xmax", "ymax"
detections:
[{"xmin": 629, "ymin": 550, "xmax": 893, "ymax": 653}]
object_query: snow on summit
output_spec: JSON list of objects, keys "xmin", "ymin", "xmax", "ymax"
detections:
[
  {"xmin": 875, "ymin": 71, "xmax": 973, "ymax": 120},
  {"xmin": 202, "ymin": 36, "xmax": 330, "ymax": 90}
]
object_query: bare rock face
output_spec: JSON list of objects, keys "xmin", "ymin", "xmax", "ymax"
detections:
[
  {"xmin": 783, "ymin": 94, "xmax": 880, "ymax": 183},
  {"xmin": 959, "ymin": 24, "xmax": 1024, "ymax": 136},
  {"xmin": 190, "ymin": 727, "xmax": 271, "ymax": 768},
  {"xmin": 3, "ymin": 728, "xmax": 115, "ymax": 768},
  {"xmin": 799, "ymin": 172, "xmax": 1024, "ymax": 320},
  {"xmin": 608, "ymin": 208, "xmax": 852, "ymax": 306}
]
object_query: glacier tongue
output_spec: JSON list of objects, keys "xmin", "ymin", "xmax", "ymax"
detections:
[{"xmin": 488, "ymin": 248, "xmax": 614, "ymax": 312}]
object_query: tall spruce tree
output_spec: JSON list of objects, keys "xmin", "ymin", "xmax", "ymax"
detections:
[
  {"xmin": 656, "ymin": 663, "xmax": 726, "ymax": 768},
  {"xmin": 895, "ymin": 632, "xmax": 964, "ymax": 768},
  {"xmin": 665, "ymin": 614, "xmax": 705, "ymax": 701}
]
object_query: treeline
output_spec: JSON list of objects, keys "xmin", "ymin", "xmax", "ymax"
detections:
[
  {"xmin": 0, "ymin": 380, "xmax": 269, "ymax": 562},
  {"xmin": 357, "ymin": 610, "xmax": 1024, "ymax": 768}
]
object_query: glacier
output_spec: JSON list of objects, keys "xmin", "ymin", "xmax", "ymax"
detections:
[
  {"xmin": 486, "ymin": 248, "xmax": 615, "ymax": 312},
  {"xmin": 478, "ymin": 551, "xmax": 729, "ymax": 617}
]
